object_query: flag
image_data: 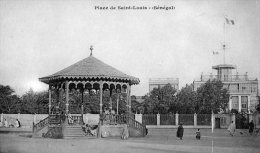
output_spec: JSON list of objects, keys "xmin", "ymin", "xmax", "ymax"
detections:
[
  {"xmin": 225, "ymin": 18, "xmax": 235, "ymax": 25},
  {"xmin": 213, "ymin": 51, "xmax": 219, "ymax": 55}
]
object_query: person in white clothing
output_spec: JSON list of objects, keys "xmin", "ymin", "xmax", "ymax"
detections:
[
  {"xmin": 4, "ymin": 119, "xmax": 9, "ymax": 128},
  {"xmin": 228, "ymin": 121, "xmax": 236, "ymax": 136}
]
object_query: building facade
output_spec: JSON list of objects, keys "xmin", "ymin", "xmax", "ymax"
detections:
[
  {"xmin": 193, "ymin": 64, "xmax": 259, "ymax": 113},
  {"xmin": 149, "ymin": 78, "xmax": 179, "ymax": 93}
]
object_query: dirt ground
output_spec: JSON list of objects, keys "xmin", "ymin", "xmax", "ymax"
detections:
[{"xmin": 0, "ymin": 128, "xmax": 259, "ymax": 153}]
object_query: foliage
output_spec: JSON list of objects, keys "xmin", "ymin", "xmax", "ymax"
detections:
[
  {"xmin": 131, "ymin": 95, "xmax": 144, "ymax": 114},
  {"xmin": 142, "ymin": 84, "xmax": 177, "ymax": 114},
  {"xmin": 0, "ymin": 85, "xmax": 21, "ymax": 113},
  {"xmin": 21, "ymin": 89, "xmax": 49, "ymax": 114},
  {"xmin": 0, "ymin": 79, "xmax": 231, "ymax": 115},
  {"xmin": 175, "ymin": 84, "xmax": 197, "ymax": 114},
  {"xmin": 140, "ymin": 80, "xmax": 229, "ymax": 114},
  {"xmin": 196, "ymin": 80, "xmax": 229, "ymax": 114}
]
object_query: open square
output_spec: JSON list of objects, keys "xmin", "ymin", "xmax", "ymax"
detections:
[{"xmin": 1, "ymin": 129, "xmax": 259, "ymax": 153}]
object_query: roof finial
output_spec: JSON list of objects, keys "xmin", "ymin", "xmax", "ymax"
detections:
[{"xmin": 90, "ymin": 45, "xmax": 93, "ymax": 56}]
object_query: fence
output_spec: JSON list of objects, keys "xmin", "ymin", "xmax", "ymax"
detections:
[
  {"xmin": 0, "ymin": 113, "xmax": 48, "ymax": 128},
  {"xmin": 160, "ymin": 114, "xmax": 175, "ymax": 125},
  {"xmin": 138, "ymin": 113, "xmax": 236, "ymax": 128},
  {"xmin": 1, "ymin": 113, "xmax": 260, "ymax": 129},
  {"xmin": 142, "ymin": 114, "xmax": 157, "ymax": 125},
  {"xmin": 179, "ymin": 114, "xmax": 194, "ymax": 125},
  {"xmin": 197, "ymin": 114, "xmax": 211, "ymax": 125}
]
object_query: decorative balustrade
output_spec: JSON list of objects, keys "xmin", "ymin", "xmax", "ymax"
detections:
[
  {"xmin": 33, "ymin": 116, "xmax": 49, "ymax": 133},
  {"xmin": 69, "ymin": 114, "xmax": 83, "ymax": 125},
  {"xmin": 49, "ymin": 114, "xmax": 63, "ymax": 125},
  {"xmin": 197, "ymin": 75, "xmax": 257, "ymax": 82},
  {"xmin": 127, "ymin": 115, "xmax": 146, "ymax": 137},
  {"xmin": 103, "ymin": 114, "xmax": 127, "ymax": 125}
]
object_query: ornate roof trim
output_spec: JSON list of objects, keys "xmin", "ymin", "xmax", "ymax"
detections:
[{"xmin": 39, "ymin": 56, "xmax": 140, "ymax": 85}]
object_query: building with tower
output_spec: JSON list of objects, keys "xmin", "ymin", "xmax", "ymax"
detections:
[
  {"xmin": 149, "ymin": 78, "xmax": 179, "ymax": 93},
  {"xmin": 193, "ymin": 64, "xmax": 259, "ymax": 113}
]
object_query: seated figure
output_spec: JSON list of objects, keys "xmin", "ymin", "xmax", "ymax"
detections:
[
  {"xmin": 4, "ymin": 119, "xmax": 9, "ymax": 128},
  {"xmin": 15, "ymin": 119, "xmax": 21, "ymax": 128},
  {"xmin": 68, "ymin": 114, "xmax": 74, "ymax": 125}
]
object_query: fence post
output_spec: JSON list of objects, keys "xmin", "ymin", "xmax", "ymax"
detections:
[
  {"xmin": 231, "ymin": 113, "xmax": 236, "ymax": 125},
  {"xmin": 175, "ymin": 112, "xmax": 179, "ymax": 126},
  {"xmin": 194, "ymin": 113, "xmax": 197, "ymax": 127},
  {"xmin": 135, "ymin": 113, "xmax": 142, "ymax": 124},
  {"xmin": 32, "ymin": 122, "xmax": 35, "ymax": 133},
  {"xmin": 1, "ymin": 113, "xmax": 3, "ymax": 122},
  {"xmin": 157, "ymin": 113, "xmax": 160, "ymax": 126},
  {"xmin": 211, "ymin": 113, "xmax": 215, "ymax": 129},
  {"xmin": 33, "ymin": 113, "xmax": 37, "ymax": 124}
]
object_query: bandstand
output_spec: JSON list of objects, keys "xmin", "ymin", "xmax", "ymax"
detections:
[{"xmin": 33, "ymin": 47, "xmax": 146, "ymax": 138}]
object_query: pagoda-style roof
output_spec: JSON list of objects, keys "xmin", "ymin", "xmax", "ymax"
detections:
[{"xmin": 39, "ymin": 55, "xmax": 140, "ymax": 85}]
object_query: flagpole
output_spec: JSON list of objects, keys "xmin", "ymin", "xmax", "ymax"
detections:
[
  {"xmin": 223, "ymin": 21, "xmax": 226, "ymax": 64},
  {"xmin": 211, "ymin": 111, "xmax": 214, "ymax": 153}
]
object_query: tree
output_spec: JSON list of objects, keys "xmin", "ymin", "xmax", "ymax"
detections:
[
  {"xmin": 131, "ymin": 95, "xmax": 144, "ymax": 114},
  {"xmin": 175, "ymin": 84, "xmax": 197, "ymax": 114},
  {"xmin": 196, "ymin": 80, "xmax": 229, "ymax": 114},
  {"xmin": 21, "ymin": 89, "xmax": 49, "ymax": 114},
  {"xmin": 0, "ymin": 84, "xmax": 21, "ymax": 113},
  {"xmin": 143, "ymin": 84, "xmax": 177, "ymax": 114}
]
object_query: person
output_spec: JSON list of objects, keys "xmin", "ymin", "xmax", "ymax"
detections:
[
  {"xmin": 68, "ymin": 113, "xmax": 73, "ymax": 125},
  {"xmin": 4, "ymin": 119, "xmax": 9, "ymax": 128},
  {"xmin": 196, "ymin": 129, "xmax": 201, "ymax": 140},
  {"xmin": 228, "ymin": 121, "xmax": 236, "ymax": 136},
  {"xmin": 121, "ymin": 124, "xmax": 129, "ymax": 140},
  {"xmin": 248, "ymin": 120, "xmax": 254, "ymax": 136},
  {"xmin": 15, "ymin": 119, "xmax": 21, "ymax": 128},
  {"xmin": 176, "ymin": 123, "xmax": 184, "ymax": 140}
]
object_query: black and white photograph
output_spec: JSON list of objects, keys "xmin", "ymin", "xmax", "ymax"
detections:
[{"xmin": 0, "ymin": 0, "xmax": 259, "ymax": 153}]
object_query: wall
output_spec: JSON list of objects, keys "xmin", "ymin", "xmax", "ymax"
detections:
[{"xmin": 0, "ymin": 114, "xmax": 49, "ymax": 128}]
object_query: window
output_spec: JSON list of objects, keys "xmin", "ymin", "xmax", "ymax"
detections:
[
  {"xmin": 242, "ymin": 104, "xmax": 247, "ymax": 109},
  {"xmin": 232, "ymin": 96, "xmax": 239, "ymax": 110},
  {"xmin": 241, "ymin": 96, "xmax": 248, "ymax": 110}
]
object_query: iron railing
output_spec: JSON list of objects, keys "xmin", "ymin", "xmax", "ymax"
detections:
[
  {"xmin": 69, "ymin": 114, "xmax": 83, "ymax": 125},
  {"xmin": 103, "ymin": 114, "xmax": 127, "ymax": 125},
  {"xmin": 197, "ymin": 114, "xmax": 211, "ymax": 125},
  {"xmin": 197, "ymin": 75, "xmax": 257, "ymax": 82},
  {"xmin": 142, "ymin": 114, "xmax": 157, "ymax": 125},
  {"xmin": 127, "ymin": 115, "xmax": 147, "ymax": 137},
  {"xmin": 179, "ymin": 114, "xmax": 194, "ymax": 125},
  {"xmin": 33, "ymin": 116, "xmax": 49, "ymax": 133},
  {"xmin": 160, "ymin": 114, "xmax": 175, "ymax": 125}
]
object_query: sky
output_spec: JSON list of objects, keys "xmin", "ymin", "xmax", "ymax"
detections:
[{"xmin": 0, "ymin": 0, "xmax": 259, "ymax": 96}]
